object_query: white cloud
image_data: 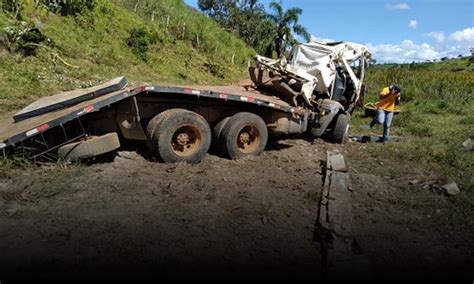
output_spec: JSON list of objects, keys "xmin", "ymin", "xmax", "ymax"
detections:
[
  {"xmin": 385, "ymin": 3, "xmax": 410, "ymax": 10},
  {"xmin": 366, "ymin": 39, "xmax": 471, "ymax": 63},
  {"xmin": 448, "ymin": 27, "xmax": 474, "ymax": 43},
  {"xmin": 425, "ymin": 31, "xmax": 445, "ymax": 43},
  {"xmin": 310, "ymin": 35, "xmax": 336, "ymax": 43},
  {"xmin": 408, "ymin": 20, "xmax": 417, "ymax": 29}
]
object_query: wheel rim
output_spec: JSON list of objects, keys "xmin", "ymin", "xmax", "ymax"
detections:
[
  {"xmin": 236, "ymin": 125, "xmax": 260, "ymax": 154},
  {"xmin": 171, "ymin": 125, "xmax": 201, "ymax": 157}
]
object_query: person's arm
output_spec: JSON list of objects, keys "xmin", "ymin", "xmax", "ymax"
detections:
[{"xmin": 395, "ymin": 92, "xmax": 401, "ymax": 105}]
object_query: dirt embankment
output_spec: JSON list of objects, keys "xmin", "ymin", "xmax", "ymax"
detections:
[{"xmin": 0, "ymin": 138, "xmax": 472, "ymax": 280}]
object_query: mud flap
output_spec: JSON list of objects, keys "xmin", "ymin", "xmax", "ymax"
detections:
[{"xmin": 115, "ymin": 97, "xmax": 147, "ymax": 140}]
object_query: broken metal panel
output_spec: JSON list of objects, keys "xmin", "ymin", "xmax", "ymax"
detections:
[
  {"xmin": 0, "ymin": 90, "xmax": 131, "ymax": 148},
  {"xmin": 340, "ymin": 56, "xmax": 361, "ymax": 97},
  {"xmin": 14, "ymin": 76, "xmax": 128, "ymax": 122},
  {"xmin": 288, "ymin": 43, "xmax": 336, "ymax": 93}
]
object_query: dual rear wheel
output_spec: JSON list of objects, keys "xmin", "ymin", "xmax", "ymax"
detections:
[
  {"xmin": 213, "ymin": 112, "xmax": 268, "ymax": 160},
  {"xmin": 146, "ymin": 109, "xmax": 268, "ymax": 163}
]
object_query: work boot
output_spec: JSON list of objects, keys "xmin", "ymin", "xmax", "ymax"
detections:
[
  {"xmin": 377, "ymin": 136, "xmax": 388, "ymax": 143},
  {"xmin": 369, "ymin": 119, "xmax": 376, "ymax": 128}
]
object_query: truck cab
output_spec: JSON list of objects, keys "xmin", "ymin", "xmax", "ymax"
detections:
[{"xmin": 249, "ymin": 40, "xmax": 372, "ymax": 142}]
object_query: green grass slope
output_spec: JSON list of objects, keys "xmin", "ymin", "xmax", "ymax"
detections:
[
  {"xmin": 352, "ymin": 58, "xmax": 474, "ymax": 199},
  {"xmin": 0, "ymin": 0, "xmax": 254, "ymax": 113}
]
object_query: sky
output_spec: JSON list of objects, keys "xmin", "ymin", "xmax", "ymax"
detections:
[{"xmin": 184, "ymin": 0, "xmax": 474, "ymax": 63}]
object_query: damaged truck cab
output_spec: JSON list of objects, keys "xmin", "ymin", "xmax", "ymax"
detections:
[{"xmin": 250, "ymin": 41, "xmax": 372, "ymax": 143}]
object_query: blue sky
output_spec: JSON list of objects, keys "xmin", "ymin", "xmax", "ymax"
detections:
[{"xmin": 184, "ymin": 0, "xmax": 474, "ymax": 63}]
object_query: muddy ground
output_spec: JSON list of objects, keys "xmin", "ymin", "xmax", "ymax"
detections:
[{"xmin": 0, "ymin": 137, "xmax": 473, "ymax": 280}]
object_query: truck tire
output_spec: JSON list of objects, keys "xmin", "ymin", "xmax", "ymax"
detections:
[
  {"xmin": 221, "ymin": 112, "xmax": 268, "ymax": 159},
  {"xmin": 212, "ymin": 116, "xmax": 231, "ymax": 152},
  {"xmin": 333, "ymin": 113, "xmax": 350, "ymax": 144},
  {"xmin": 58, "ymin": 132, "xmax": 121, "ymax": 161},
  {"xmin": 146, "ymin": 109, "xmax": 211, "ymax": 163},
  {"xmin": 146, "ymin": 109, "xmax": 172, "ymax": 154}
]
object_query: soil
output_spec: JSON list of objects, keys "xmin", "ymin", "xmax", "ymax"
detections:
[{"xmin": 0, "ymin": 137, "xmax": 473, "ymax": 280}]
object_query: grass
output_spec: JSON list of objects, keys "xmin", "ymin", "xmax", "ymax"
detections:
[
  {"xmin": 373, "ymin": 57, "xmax": 474, "ymax": 72},
  {"xmin": 0, "ymin": 0, "xmax": 254, "ymax": 113},
  {"xmin": 351, "ymin": 59, "xmax": 474, "ymax": 206}
]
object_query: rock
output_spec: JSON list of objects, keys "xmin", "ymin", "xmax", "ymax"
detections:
[
  {"xmin": 462, "ymin": 138, "xmax": 473, "ymax": 151},
  {"xmin": 328, "ymin": 152, "xmax": 348, "ymax": 172},
  {"xmin": 409, "ymin": 179, "xmax": 421, "ymax": 185},
  {"xmin": 117, "ymin": 151, "xmax": 145, "ymax": 160},
  {"xmin": 6, "ymin": 206, "xmax": 19, "ymax": 216},
  {"xmin": 442, "ymin": 182, "xmax": 460, "ymax": 196}
]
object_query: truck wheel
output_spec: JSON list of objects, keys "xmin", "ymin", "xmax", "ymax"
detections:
[
  {"xmin": 333, "ymin": 113, "xmax": 350, "ymax": 144},
  {"xmin": 146, "ymin": 109, "xmax": 211, "ymax": 163},
  {"xmin": 221, "ymin": 112, "xmax": 268, "ymax": 159},
  {"xmin": 58, "ymin": 132, "xmax": 121, "ymax": 161},
  {"xmin": 212, "ymin": 116, "xmax": 231, "ymax": 152}
]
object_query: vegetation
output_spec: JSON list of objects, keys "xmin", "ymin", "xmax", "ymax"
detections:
[
  {"xmin": 197, "ymin": 0, "xmax": 309, "ymax": 57},
  {"xmin": 378, "ymin": 57, "xmax": 474, "ymax": 72},
  {"xmin": 267, "ymin": 1, "xmax": 309, "ymax": 57},
  {"xmin": 0, "ymin": 0, "xmax": 254, "ymax": 113},
  {"xmin": 38, "ymin": 0, "xmax": 96, "ymax": 16},
  {"xmin": 352, "ymin": 59, "xmax": 474, "ymax": 198}
]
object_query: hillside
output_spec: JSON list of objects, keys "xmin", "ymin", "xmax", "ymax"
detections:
[{"xmin": 0, "ymin": 0, "xmax": 254, "ymax": 113}]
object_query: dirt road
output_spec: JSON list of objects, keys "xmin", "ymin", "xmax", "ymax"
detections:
[{"xmin": 0, "ymin": 137, "xmax": 472, "ymax": 280}]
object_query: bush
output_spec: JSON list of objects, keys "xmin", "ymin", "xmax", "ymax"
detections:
[
  {"xmin": 205, "ymin": 59, "xmax": 225, "ymax": 78},
  {"xmin": 0, "ymin": 0, "xmax": 20, "ymax": 13},
  {"xmin": 38, "ymin": 0, "xmax": 95, "ymax": 16},
  {"xmin": 2, "ymin": 23, "xmax": 46, "ymax": 56},
  {"xmin": 126, "ymin": 27, "xmax": 150, "ymax": 61}
]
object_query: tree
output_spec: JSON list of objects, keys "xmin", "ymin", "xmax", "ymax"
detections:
[
  {"xmin": 197, "ymin": 0, "xmax": 276, "ymax": 55},
  {"xmin": 267, "ymin": 1, "xmax": 310, "ymax": 58},
  {"xmin": 197, "ymin": 0, "xmax": 233, "ymax": 27}
]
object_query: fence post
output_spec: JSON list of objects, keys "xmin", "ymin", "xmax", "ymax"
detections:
[{"xmin": 134, "ymin": 0, "xmax": 140, "ymax": 12}]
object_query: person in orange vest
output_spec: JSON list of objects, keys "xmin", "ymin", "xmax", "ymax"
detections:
[{"xmin": 369, "ymin": 84, "xmax": 401, "ymax": 142}]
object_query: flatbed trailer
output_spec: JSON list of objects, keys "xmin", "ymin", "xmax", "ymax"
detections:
[
  {"xmin": 1, "ymin": 76, "xmax": 331, "ymax": 163},
  {"xmin": 1, "ymin": 40, "xmax": 372, "ymax": 163}
]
